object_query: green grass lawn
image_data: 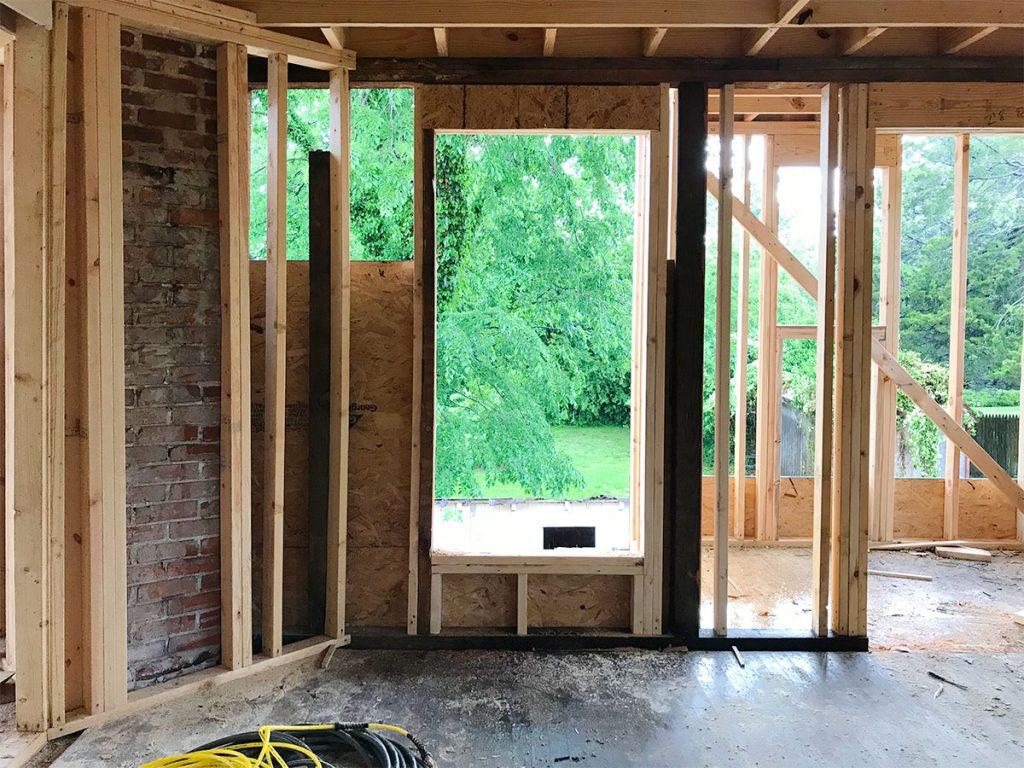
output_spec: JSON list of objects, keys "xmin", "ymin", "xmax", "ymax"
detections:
[{"xmin": 473, "ymin": 425, "xmax": 631, "ymax": 500}]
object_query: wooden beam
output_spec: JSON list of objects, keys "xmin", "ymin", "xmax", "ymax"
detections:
[
  {"xmin": 709, "ymin": 94, "xmax": 820, "ymax": 115},
  {"xmin": 744, "ymin": 0, "xmax": 813, "ymax": 55},
  {"xmin": 944, "ymin": 133, "xmax": 970, "ymax": 540},
  {"xmin": 940, "ymin": 26, "xmax": 999, "ymax": 54},
  {"xmin": 733, "ymin": 134, "xmax": 751, "ymax": 541},
  {"xmin": 517, "ymin": 574, "xmax": 528, "ymax": 635},
  {"xmin": 811, "ymin": 83, "xmax": 838, "ymax": 638},
  {"xmin": 7, "ymin": 15, "xmax": 65, "ymax": 731},
  {"xmin": 712, "ymin": 85, "xmax": 734, "ymax": 637},
  {"xmin": 351, "ymin": 57, "xmax": 1024, "ymax": 87},
  {"xmin": 869, "ymin": 84, "xmax": 1024, "ymax": 130},
  {"xmin": 754, "ymin": 137, "xmax": 779, "ymax": 541},
  {"xmin": 324, "ymin": 66, "xmax": 351, "ymax": 640},
  {"xmin": 832, "ymin": 84, "xmax": 874, "ymax": 638},
  {"xmin": 641, "ymin": 27, "xmax": 667, "ymax": 57},
  {"xmin": 65, "ymin": 0, "xmax": 354, "ymax": 70},
  {"xmin": 432, "ymin": 27, "xmax": 448, "ymax": 56},
  {"xmin": 870, "ymin": 142, "xmax": 902, "ymax": 543},
  {"xmin": 234, "ymin": 1, "xmax": 1024, "ymax": 28},
  {"xmin": 542, "ymin": 28, "xmax": 557, "ymax": 56},
  {"xmin": 262, "ymin": 52, "xmax": 287, "ymax": 659},
  {"xmin": 0, "ymin": 56, "xmax": 7, "ymax": 670},
  {"xmin": 429, "ymin": 574, "xmax": 441, "ymax": 634},
  {"xmin": 320, "ymin": 26, "xmax": 346, "ymax": 49},
  {"xmin": 666, "ymin": 82, "xmax": 708, "ymax": 640},
  {"xmin": 838, "ymin": 27, "xmax": 886, "ymax": 55},
  {"xmin": 66, "ymin": 4, "xmax": 128, "ymax": 716},
  {"xmin": 216, "ymin": 41, "xmax": 254, "ymax": 671}
]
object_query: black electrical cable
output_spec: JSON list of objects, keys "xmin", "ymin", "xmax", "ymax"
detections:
[{"xmin": 190, "ymin": 723, "xmax": 436, "ymax": 768}]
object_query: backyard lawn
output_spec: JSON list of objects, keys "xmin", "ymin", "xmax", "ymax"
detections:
[{"xmin": 472, "ymin": 425, "xmax": 631, "ymax": 500}]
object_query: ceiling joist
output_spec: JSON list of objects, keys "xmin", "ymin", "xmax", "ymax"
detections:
[
  {"xmin": 940, "ymin": 26, "xmax": 999, "ymax": 54},
  {"xmin": 224, "ymin": 1, "xmax": 1024, "ymax": 29},
  {"xmin": 641, "ymin": 27, "xmax": 667, "ymax": 57},
  {"xmin": 838, "ymin": 27, "xmax": 887, "ymax": 55},
  {"xmin": 542, "ymin": 27, "xmax": 557, "ymax": 56},
  {"xmin": 433, "ymin": 26, "xmax": 449, "ymax": 56}
]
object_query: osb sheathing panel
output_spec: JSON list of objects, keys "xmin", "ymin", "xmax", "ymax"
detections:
[
  {"xmin": 699, "ymin": 476, "xmax": 757, "ymax": 538},
  {"xmin": 955, "ymin": 479, "xmax": 1016, "ymax": 540},
  {"xmin": 250, "ymin": 261, "xmax": 312, "ymax": 632},
  {"xmin": 892, "ymin": 478, "xmax": 944, "ymax": 540},
  {"xmin": 418, "ymin": 85, "xmax": 660, "ymax": 131},
  {"xmin": 442, "ymin": 574, "xmax": 517, "ymax": 628},
  {"xmin": 346, "ymin": 262, "xmax": 415, "ymax": 627},
  {"xmin": 528, "ymin": 574, "xmax": 631, "ymax": 629},
  {"xmin": 692, "ymin": 476, "xmax": 1016, "ymax": 541},
  {"xmin": 249, "ymin": 261, "xmax": 415, "ymax": 628}
]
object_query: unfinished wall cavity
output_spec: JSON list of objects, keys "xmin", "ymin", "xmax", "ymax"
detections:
[{"xmin": 121, "ymin": 29, "xmax": 222, "ymax": 689}]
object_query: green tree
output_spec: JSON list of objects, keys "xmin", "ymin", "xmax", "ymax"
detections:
[{"xmin": 434, "ymin": 134, "xmax": 637, "ymax": 498}]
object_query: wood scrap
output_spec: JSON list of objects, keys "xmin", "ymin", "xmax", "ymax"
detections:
[
  {"xmin": 869, "ymin": 540, "xmax": 970, "ymax": 551},
  {"xmin": 927, "ymin": 670, "xmax": 968, "ymax": 690},
  {"xmin": 935, "ymin": 546, "xmax": 992, "ymax": 563},
  {"xmin": 318, "ymin": 643, "xmax": 337, "ymax": 670},
  {"xmin": 1012, "ymin": 610, "xmax": 1024, "ymax": 627},
  {"xmin": 731, "ymin": 645, "xmax": 745, "ymax": 668},
  {"xmin": 867, "ymin": 569, "xmax": 933, "ymax": 581}
]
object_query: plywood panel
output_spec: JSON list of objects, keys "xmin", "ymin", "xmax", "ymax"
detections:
[
  {"xmin": 465, "ymin": 84, "xmax": 518, "ymax": 129},
  {"xmin": 517, "ymin": 86, "xmax": 566, "ymax": 130},
  {"xmin": 699, "ymin": 476, "xmax": 756, "ymax": 538},
  {"xmin": 347, "ymin": 545, "xmax": 408, "ymax": 626},
  {"xmin": 528, "ymin": 574, "xmax": 631, "ymax": 629},
  {"xmin": 959, "ymin": 479, "xmax": 1017, "ymax": 540},
  {"xmin": 418, "ymin": 85, "xmax": 465, "ymax": 130},
  {"xmin": 568, "ymin": 86, "xmax": 661, "ymax": 131},
  {"xmin": 553, "ymin": 28, "xmax": 640, "ymax": 58},
  {"xmin": 777, "ymin": 476, "xmax": 815, "ymax": 539},
  {"xmin": 442, "ymin": 573, "xmax": 516, "ymax": 628},
  {"xmin": 344, "ymin": 27, "xmax": 436, "ymax": 58},
  {"xmin": 892, "ymin": 478, "xmax": 944, "ymax": 540}
]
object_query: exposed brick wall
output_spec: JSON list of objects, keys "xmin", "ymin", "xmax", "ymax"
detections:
[{"xmin": 121, "ymin": 29, "xmax": 223, "ymax": 690}]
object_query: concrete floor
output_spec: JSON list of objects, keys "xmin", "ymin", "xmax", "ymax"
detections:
[
  {"xmin": 9, "ymin": 549, "xmax": 1024, "ymax": 766},
  {"xmin": 32, "ymin": 649, "xmax": 1024, "ymax": 767},
  {"xmin": 701, "ymin": 548, "xmax": 1024, "ymax": 652}
]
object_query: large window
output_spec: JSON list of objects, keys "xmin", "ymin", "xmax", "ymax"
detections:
[{"xmin": 430, "ymin": 133, "xmax": 641, "ymax": 555}]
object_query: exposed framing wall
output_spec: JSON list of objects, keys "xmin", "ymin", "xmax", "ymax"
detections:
[{"xmin": 4, "ymin": 0, "xmax": 356, "ymax": 739}]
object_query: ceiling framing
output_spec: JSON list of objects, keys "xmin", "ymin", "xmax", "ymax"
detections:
[{"xmin": 219, "ymin": 0, "xmax": 1024, "ymax": 60}]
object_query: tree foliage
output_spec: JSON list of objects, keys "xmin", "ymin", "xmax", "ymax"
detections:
[{"xmin": 434, "ymin": 134, "xmax": 636, "ymax": 498}]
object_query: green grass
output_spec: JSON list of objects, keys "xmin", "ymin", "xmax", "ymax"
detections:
[{"xmin": 474, "ymin": 425, "xmax": 631, "ymax": 500}]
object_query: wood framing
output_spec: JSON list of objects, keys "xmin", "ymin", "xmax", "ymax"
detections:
[
  {"xmin": 231, "ymin": 1, "xmax": 1024, "ymax": 29},
  {"xmin": 869, "ymin": 142, "xmax": 902, "ymax": 543},
  {"xmin": 732, "ymin": 135, "xmax": 750, "ymax": 541},
  {"xmin": 944, "ymin": 133, "xmax": 970, "ymax": 540},
  {"xmin": 832, "ymin": 84, "xmax": 875, "ymax": 638},
  {"xmin": 754, "ymin": 136, "xmax": 779, "ymax": 540},
  {"xmin": 65, "ymin": 0, "xmax": 356, "ymax": 70},
  {"xmin": 261, "ymin": 52, "xmax": 288, "ymax": 658},
  {"xmin": 217, "ymin": 41, "xmax": 254, "ymax": 671},
  {"xmin": 324, "ymin": 66, "xmax": 351, "ymax": 640},
  {"xmin": 869, "ymin": 84, "xmax": 1024, "ymax": 130},
  {"xmin": 410, "ymin": 85, "xmax": 668, "ymax": 636},
  {"xmin": 1019, "ymin": 322, "xmax": 1024, "ymax": 539},
  {"xmin": 811, "ymin": 83, "xmax": 838, "ymax": 638},
  {"xmin": 64, "ymin": 3, "xmax": 129, "ymax": 716},
  {"xmin": 6, "ymin": 13, "xmax": 68, "ymax": 732},
  {"xmin": 712, "ymin": 84, "xmax": 733, "ymax": 637}
]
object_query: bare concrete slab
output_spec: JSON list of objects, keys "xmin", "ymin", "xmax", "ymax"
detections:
[{"xmin": 38, "ymin": 648, "xmax": 1024, "ymax": 767}]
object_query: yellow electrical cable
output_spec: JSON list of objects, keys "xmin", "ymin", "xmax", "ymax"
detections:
[{"xmin": 138, "ymin": 722, "xmax": 420, "ymax": 768}]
